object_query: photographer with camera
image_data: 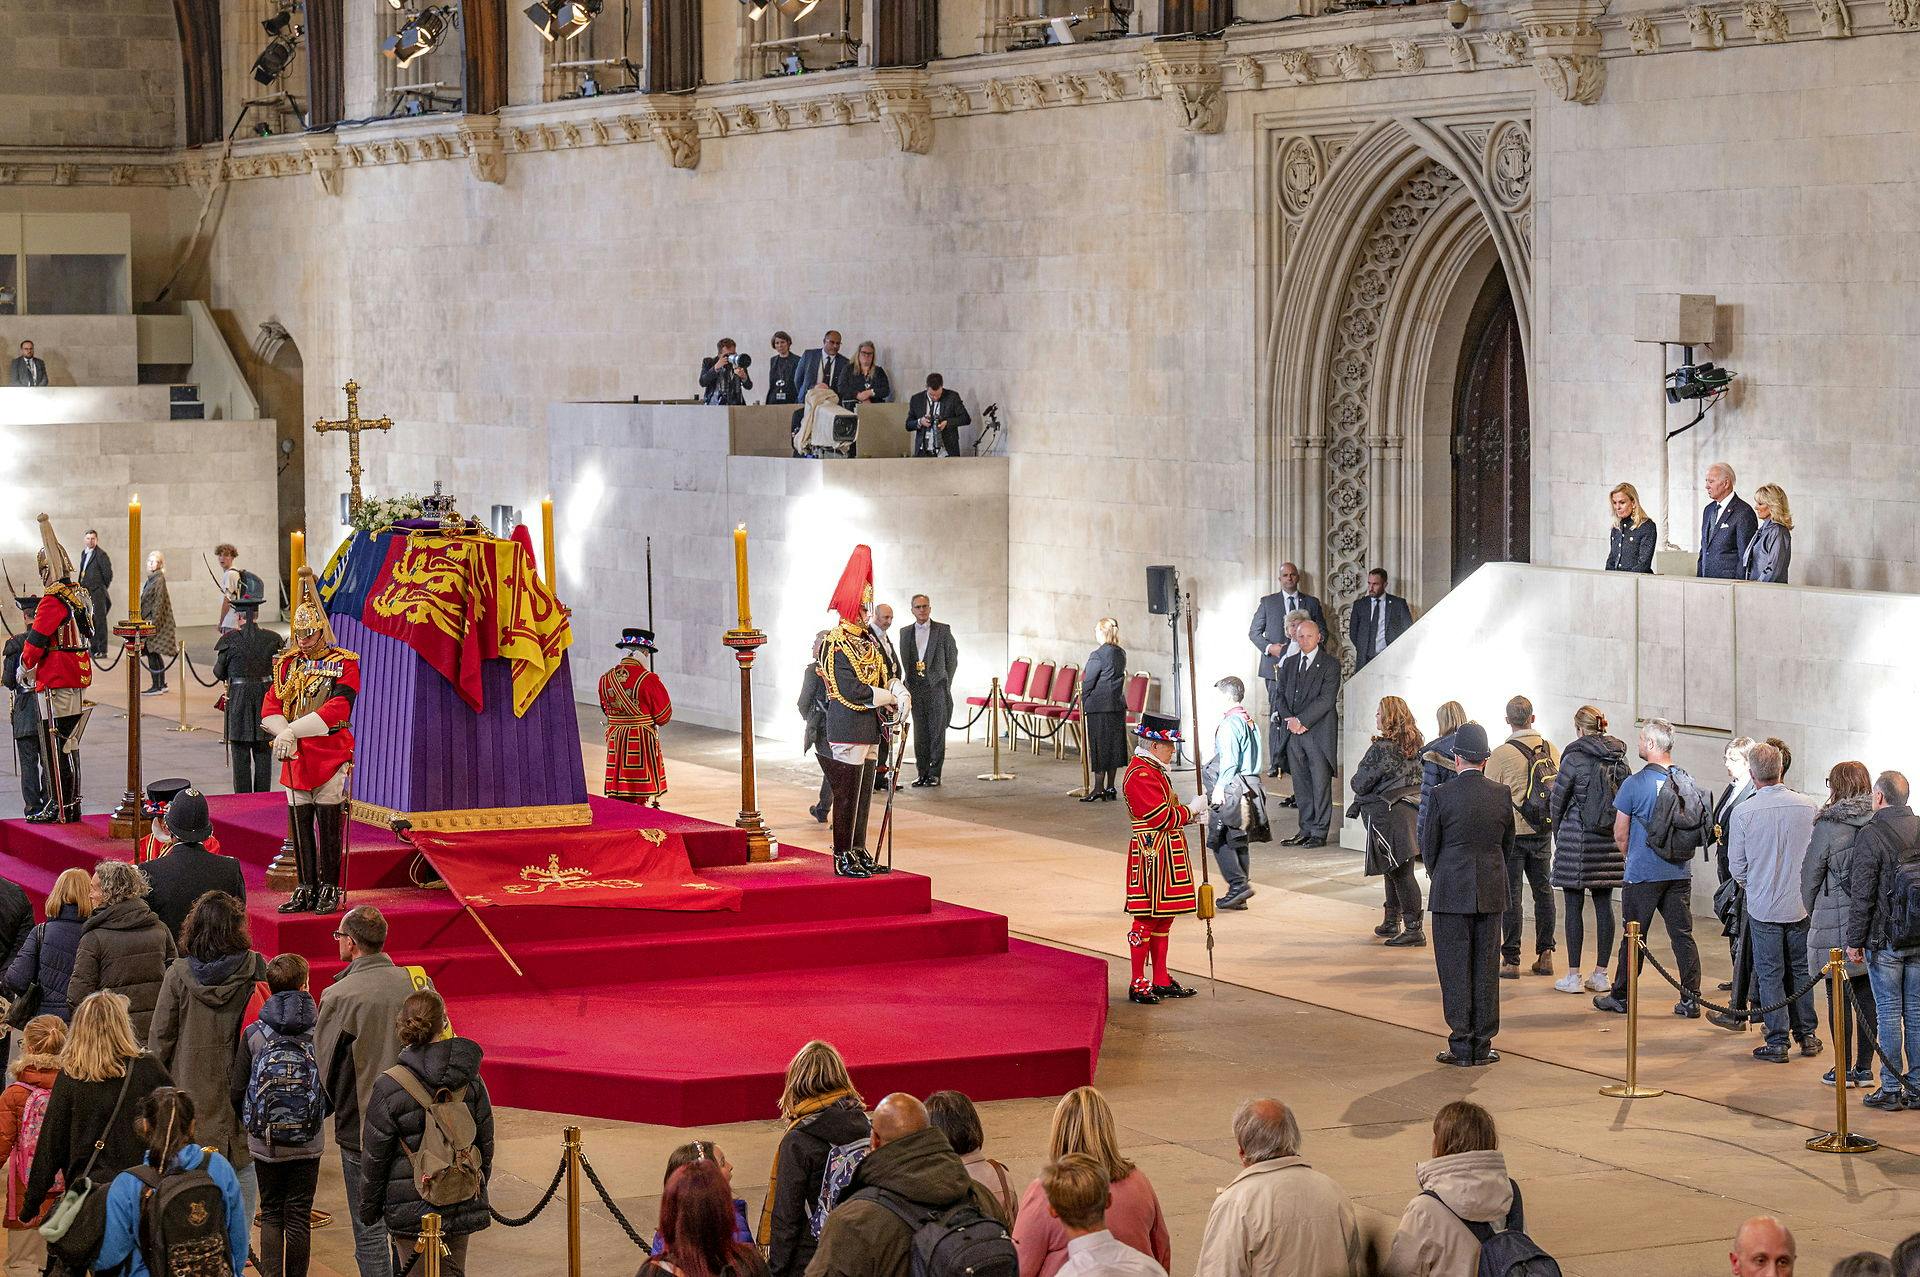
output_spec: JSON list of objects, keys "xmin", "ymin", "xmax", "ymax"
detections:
[{"xmin": 698, "ymin": 337, "xmax": 753, "ymax": 406}]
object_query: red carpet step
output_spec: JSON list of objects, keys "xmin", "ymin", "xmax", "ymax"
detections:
[{"xmin": 0, "ymin": 795, "xmax": 1108, "ymax": 1126}]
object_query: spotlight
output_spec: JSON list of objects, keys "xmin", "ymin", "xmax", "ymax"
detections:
[
  {"xmin": 252, "ymin": 34, "xmax": 297, "ymax": 84},
  {"xmin": 739, "ymin": 0, "xmax": 771, "ymax": 19},
  {"xmin": 262, "ymin": 8, "xmax": 293, "ymax": 35},
  {"xmin": 1665, "ymin": 361, "xmax": 1736, "ymax": 404},
  {"xmin": 775, "ymin": 0, "xmax": 820, "ymax": 17},
  {"xmin": 385, "ymin": 4, "xmax": 453, "ymax": 65},
  {"xmin": 524, "ymin": 0, "xmax": 600, "ymax": 39}
]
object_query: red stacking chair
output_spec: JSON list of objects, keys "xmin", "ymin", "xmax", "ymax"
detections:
[
  {"xmin": 1005, "ymin": 660, "xmax": 1056, "ymax": 750},
  {"xmin": 966, "ymin": 656, "xmax": 1031, "ymax": 743},
  {"xmin": 1123, "ymin": 671, "xmax": 1152, "ymax": 726},
  {"xmin": 1034, "ymin": 664, "xmax": 1082, "ymax": 757}
]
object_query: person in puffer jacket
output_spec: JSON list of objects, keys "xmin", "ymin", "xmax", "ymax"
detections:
[
  {"xmin": 66, "ymin": 861, "xmax": 177, "ymax": 1039},
  {"xmin": 1801, "ymin": 762, "xmax": 1878, "ymax": 1088},
  {"xmin": 1, "ymin": 867, "xmax": 92, "ymax": 1021},
  {"xmin": 231, "ymin": 953, "xmax": 328, "ymax": 1277},
  {"xmin": 359, "ymin": 988, "xmax": 493, "ymax": 1277},
  {"xmin": 1415, "ymin": 702, "xmax": 1470, "ymax": 845},
  {"xmin": 1384, "ymin": 1101, "xmax": 1518, "ymax": 1277}
]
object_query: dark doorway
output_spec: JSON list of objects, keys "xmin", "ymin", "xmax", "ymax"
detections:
[
  {"xmin": 251, "ymin": 324, "xmax": 307, "ymax": 617},
  {"xmin": 1451, "ymin": 266, "xmax": 1530, "ymax": 584}
]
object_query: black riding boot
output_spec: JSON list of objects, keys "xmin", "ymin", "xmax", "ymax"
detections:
[
  {"xmin": 851, "ymin": 758, "xmax": 888, "ymax": 874},
  {"xmin": 312, "ymin": 803, "xmax": 346, "ymax": 914},
  {"xmin": 825, "ymin": 759, "xmax": 869, "ymax": 878},
  {"xmin": 278, "ymin": 804, "xmax": 318, "ymax": 913}
]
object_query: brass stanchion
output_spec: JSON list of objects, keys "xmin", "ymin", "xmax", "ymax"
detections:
[
  {"xmin": 1067, "ymin": 692, "xmax": 1092, "ymax": 797},
  {"xmin": 418, "ymin": 1212, "xmax": 445, "ymax": 1277},
  {"xmin": 1599, "ymin": 922, "xmax": 1665, "ymax": 1098},
  {"xmin": 1808, "ymin": 948, "xmax": 1879, "ymax": 1154},
  {"xmin": 564, "ymin": 1125, "xmax": 584, "ymax": 1277},
  {"xmin": 169, "ymin": 655, "xmax": 201, "ymax": 733},
  {"xmin": 978, "ymin": 677, "xmax": 1014, "ymax": 781}
]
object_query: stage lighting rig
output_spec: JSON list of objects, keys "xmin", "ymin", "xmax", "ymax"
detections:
[
  {"xmin": 525, "ymin": 0, "xmax": 603, "ymax": 40},
  {"xmin": 385, "ymin": 4, "xmax": 456, "ymax": 65}
]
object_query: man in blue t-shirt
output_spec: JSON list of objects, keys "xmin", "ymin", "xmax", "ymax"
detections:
[{"xmin": 1594, "ymin": 717, "xmax": 1704, "ymax": 1017}]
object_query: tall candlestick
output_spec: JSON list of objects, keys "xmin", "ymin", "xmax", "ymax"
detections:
[
  {"xmin": 732, "ymin": 525, "xmax": 751, "ymax": 630},
  {"xmin": 128, "ymin": 495, "xmax": 142, "ymax": 622},
  {"xmin": 541, "ymin": 496, "xmax": 556, "ymax": 593},
  {"xmin": 290, "ymin": 529, "xmax": 305, "ymax": 592}
]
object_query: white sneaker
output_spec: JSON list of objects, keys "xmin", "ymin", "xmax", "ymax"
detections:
[
  {"xmin": 1585, "ymin": 968, "xmax": 1612, "ymax": 992},
  {"xmin": 1554, "ymin": 972, "xmax": 1584, "ymax": 994}
]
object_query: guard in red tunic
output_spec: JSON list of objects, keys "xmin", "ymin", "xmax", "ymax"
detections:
[
  {"xmin": 18, "ymin": 514, "xmax": 93, "ymax": 824},
  {"xmin": 261, "ymin": 568, "xmax": 359, "ymax": 915},
  {"xmin": 599, "ymin": 628, "xmax": 673, "ymax": 806},
  {"xmin": 1124, "ymin": 711, "xmax": 1200, "ymax": 1005}
]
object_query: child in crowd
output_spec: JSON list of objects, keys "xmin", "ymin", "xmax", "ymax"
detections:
[
  {"xmin": 652, "ymin": 1140, "xmax": 755, "ymax": 1255},
  {"xmin": 95, "ymin": 1088, "xmax": 250, "ymax": 1277},
  {"xmin": 234, "ymin": 953, "xmax": 328, "ymax": 1277},
  {"xmin": 0, "ymin": 1015, "xmax": 66, "ymax": 1276}
]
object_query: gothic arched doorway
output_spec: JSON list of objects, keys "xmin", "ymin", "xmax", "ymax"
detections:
[
  {"xmin": 251, "ymin": 322, "xmax": 306, "ymax": 614},
  {"xmin": 1450, "ymin": 265, "xmax": 1530, "ymax": 585}
]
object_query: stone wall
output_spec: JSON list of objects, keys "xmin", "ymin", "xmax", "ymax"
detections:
[{"xmin": 0, "ymin": 0, "xmax": 181, "ymax": 149}]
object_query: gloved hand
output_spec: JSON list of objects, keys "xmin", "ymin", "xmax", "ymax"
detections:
[
  {"xmin": 872, "ymin": 687, "xmax": 897, "ymax": 708},
  {"xmin": 271, "ymin": 730, "xmax": 299, "ymax": 760}
]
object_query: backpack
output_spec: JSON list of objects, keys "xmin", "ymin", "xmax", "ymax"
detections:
[
  {"xmin": 1579, "ymin": 744, "xmax": 1632, "ymax": 831},
  {"xmin": 808, "ymin": 1138, "xmax": 870, "ymax": 1238},
  {"xmin": 1884, "ymin": 843, "xmax": 1920, "ymax": 952},
  {"xmin": 243, "ymin": 1024, "xmax": 327, "ymax": 1148},
  {"xmin": 383, "ymin": 1066, "xmax": 483, "ymax": 1208},
  {"xmin": 131, "ymin": 1150, "xmax": 231, "ymax": 1277},
  {"xmin": 1647, "ymin": 765, "xmax": 1714, "ymax": 864},
  {"xmin": 1425, "ymin": 1180, "xmax": 1561, "ymax": 1277},
  {"xmin": 8, "ymin": 1082, "xmax": 55, "ymax": 1222},
  {"xmin": 232, "ymin": 569, "xmax": 265, "ymax": 604},
  {"xmin": 851, "ymin": 1187, "xmax": 1018, "ymax": 1277},
  {"xmin": 1512, "ymin": 741, "xmax": 1559, "ymax": 832}
]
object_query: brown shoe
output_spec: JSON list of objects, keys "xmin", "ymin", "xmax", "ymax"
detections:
[
  {"xmin": 1530, "ymin": 952, "xmax": 1554, "ymax": 976},
  {"xmin": 1500, "ymin": 962, "xmax": 1521, "ymax": 980}
]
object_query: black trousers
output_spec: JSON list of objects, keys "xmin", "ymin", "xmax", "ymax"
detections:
[
  {"xmin": 1383, "ymin": 860, "xmax": 1423, "ymax": 922},
  {"xmin": 89, "ymin": 594, "xmax": 111, "ymax": 657},
  {"xmin": 145, "ymin": 649, "xmax": 167, "ymax": 688},
  {"xmin": 1611, "ymin": 877, "xmax": 1702, "ymax": 1003},
  {"xmin": 824, "ymin": 756, "xmax": 874, "ymax": 854},
  {"xmin": 13, "ymin": 733, "xmax": 43, "ymax": 816},
  {"xmin": 909, "ymin": 683, "xmax": 950, "ymax": 780},
  {"xmin": 40, "ymin": 713, "xmax": 80, "ymax": 809},
  {"xmin": 1502, "ymin": 833, "xmax": 1556, "ymax": 963},
  {"xmin": 1262, "ymin": 676, "xmax": 1289, "ymax": 774},
  {"xmin": 232, "ymin": 740, "xmax": 273, "ymax": 793},
  {"xmin": 1284, "ymin": 734, "xmax": 1330, "ymax": 839},
  {"xmin": 813, "ymin": 745, "xmax": 833, "ymax": 817},
  {"xmin": 257, "ymin": 1156, "xmax": 322, "ymax": 1277},
  {"xmin": 1432, "ymin": 910, "xmax": 1501, "ymax": 1060}
]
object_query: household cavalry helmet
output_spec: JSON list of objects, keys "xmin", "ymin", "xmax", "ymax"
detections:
[
  {"xmin": 290, "ymin": 565, "xmax": 337, "ymax": 647},
  {"xmin": 35, "ymin": 513, "xmax": 74, "ymax": 583}
]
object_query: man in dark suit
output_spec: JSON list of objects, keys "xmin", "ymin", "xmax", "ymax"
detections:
[
  {"xmin": 798, "ymin": 630, "xmax": 832, "ymax": 822},
  {"xmin": 1698, "ymin": 461, "xmax": 1758, "ymax": 579},
  {"xmin": 142, "ymin": 787, "xmax": 247, "ymax": 941},
  {"xmin": 1347, "ymin": 567, "xmax": 1412, "ymax": 671},
  {"xmin": 1421, "ymin": 723, "xmax": 1513, "ymax": 1066},
  {"xmin": 793, "ymin": 330, "xmax": 853, "ymax": 403},
  {"xmin": 1248, "ymin": 562, "xmax": 1327, "ymax": 780},
  {"xmin": 1707, "ymin": 737, "xmax": 1760, "ymax": 1030},
  {"xmin": 8, "ymin": 340, "xmax": 47, "ymax": 387},
  {"xmin": 77, "ymin": 530, "xmax": 112, "ymax": 658},
  {"xmin": 899, "ymin": 594, "xmax": 959, "ymax": 786},
  {"xmin": 905, "ymin": 375, "xmax": 972, "ymax": 457},
  {"xmin": 1274, "ymin": 613, "xmax": 1338, "ymax": 847}
]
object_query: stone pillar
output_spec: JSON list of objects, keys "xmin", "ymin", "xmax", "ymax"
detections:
[
  {"xmin": 1508, "ymin": 0, "xmax": 1608, "ymax": 105},
  {"xmin": 1140, "ymin": 39, "xmax": 1225, "ymax": 135}
]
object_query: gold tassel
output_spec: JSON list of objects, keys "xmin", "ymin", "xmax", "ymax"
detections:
[{"xmin": 1197, "ymin": 881, "xmax": 1216, "ymax": 920}]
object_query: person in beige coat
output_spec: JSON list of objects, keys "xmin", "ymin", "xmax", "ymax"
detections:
[
  {"xmin": 1484, "ymin": 696, "xmax": 1560, "ymax": 978},
  {"xmin": 1194, "ymin": 1099, "xmax": 1363, "ymax": 1277},
  {"xmin": 1383, "ymin": 1102, "xmax": 1517, "ymax": 1277}
]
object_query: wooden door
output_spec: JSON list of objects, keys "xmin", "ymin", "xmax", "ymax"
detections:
[{"xmin": 1451, "ymin": 269, "xmax": 1530, "ymax": 584}]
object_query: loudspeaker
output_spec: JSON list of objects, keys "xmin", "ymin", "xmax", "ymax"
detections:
[{"xmin": 1146, "ymin": 565, "xmax": 1177, "ymax": 616}]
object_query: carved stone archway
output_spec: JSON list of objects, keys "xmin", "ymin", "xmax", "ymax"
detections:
[{"xmin": 1255, "ymin": 97, "xmax": 1536, "ymax": 647}]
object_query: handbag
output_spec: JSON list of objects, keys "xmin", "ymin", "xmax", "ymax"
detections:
[
  {"xmin": 2, "ymin": 981, "xmax": 42, "ymax": 1029},
  {"xmin": 1238, "ymin": 778, "xmax": 1272, "ymax": 844},
  {"xmin": 40, "ymin": 1067, "xmax": 136, "ymax": 1267}
]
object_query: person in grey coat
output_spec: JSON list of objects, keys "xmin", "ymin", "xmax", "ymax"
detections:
[
  {"xmin": 1802, "ymin": 762, "xmax": 1877, "ymax": 1088},
  {"xmin": 67, "ymin": 860, "xmax": 178, "ymax": 1040},
  {"xmin": 1741, "ymin": 483, "xmax": 1794, "ymax": 584},
  {"xmin": 1079, "ymin": 620, "xmax": 1129, "ymax": 803}
]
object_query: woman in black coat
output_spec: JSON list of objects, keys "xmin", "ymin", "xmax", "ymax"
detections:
[
  {"xmin": 762, "ymin": 1041, "xmax": 870, "ymax": 1277},
  {"xmin": 1605, "ymin": 482, "xmax": 1657, "ymax": 573},
  {"xmin": 1414, "ymin": 701, "xmax": 1470, "ymax": 846},
  {"xmin": 360, "ymin": 989, "xmax": 494, "ymax": 1277},
  {"xmin": 1548, "ymin": 705, "xmax": 1629, "ymax": 994},
  {"xmin": 2, "ymin": 866, "xmax": 91, "ymax": 1021},
  {"xmin": 1079, "ymin": 619, "xmax": 1128, "ymax": 803},
  {"xmin": 1349, "ymin": 696, "xmax": 1424, "ymax": 946},
  {"xmin": 847, "ymin": 342, "xmax": 892, "ymax": 406},
  {"xmin": 766, "ymin": 331, "xmax": 801, "ymax": 406}
]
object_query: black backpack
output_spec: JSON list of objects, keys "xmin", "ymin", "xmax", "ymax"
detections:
[
  {"xmin": 1578, "ymin": 743, "xmax": 1631, "ymax": 832},
  {"xmin": 850, "ymin": 1187, "xmax": 1017, "ymax": 1277},
  {"xmin": 1647, "ymin": 766, "xmax": 1714, "ymax": 864},
  {"xmin": 1511, "ymin": 741, "xmax": 1558, "ymax": 832},
  {"xmin": 131, "ymin": 1150, "xmax": 231, "ymax": 1277},
  {"xmin": 1885, "ymin": 843, "xmax": 1920, "ymax": 952},
  {"xmin": 1425, "ymin": 1180, "xmax": 1561, "ymax": 1277},
  {"xmin": 233, "ymin": 569, "xmax": 265, "ymax": 605}
]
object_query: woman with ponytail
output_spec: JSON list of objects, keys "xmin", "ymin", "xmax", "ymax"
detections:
[{"xmin": 94, "ymin": 1087, "xmax": 248, "ymax": 1277}]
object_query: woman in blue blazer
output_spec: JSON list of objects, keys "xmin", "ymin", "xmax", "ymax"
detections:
[{"xmin": 1742, "ymin": 483, "xmax": 1793, "ymax": 583}]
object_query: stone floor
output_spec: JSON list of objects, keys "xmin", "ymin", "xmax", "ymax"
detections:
[{"xmin": 18, "ymin": 630, "xmax": 1920, "ymax": 1276}]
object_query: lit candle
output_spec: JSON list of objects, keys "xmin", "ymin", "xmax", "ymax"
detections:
[
  {"xmin": 541, "ymin": 496, "xmax": 556, "ymax": 592},
  {"xmin": 733, "ymin": 525, "xmax": 751, "ymax": 630},
  {"xmin": 128, "ymin": 494, "xmax": 141, "ymax": 622},
  {"xmin": 290, "ymin": 529, "xmax": 305, "ymax": 589}
]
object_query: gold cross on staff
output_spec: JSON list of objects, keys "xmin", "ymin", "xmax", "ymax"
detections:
[{"xmin": 314, "ymin": 380, "xmax": 393, "ymax": 519}]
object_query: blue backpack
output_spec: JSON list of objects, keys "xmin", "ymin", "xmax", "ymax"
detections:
[
  {"xmin": 242, "ymin": 1023, "xmax": 327, "ymax": 1148},
  {"xmin": 1424, "ymin": 1181, "xmax": 1561, "ymax": 1277}
]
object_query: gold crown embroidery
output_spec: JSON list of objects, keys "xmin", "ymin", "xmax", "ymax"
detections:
[{"xmin": 503, "ymin": 853, "xmax": 650, "ymax": 895}]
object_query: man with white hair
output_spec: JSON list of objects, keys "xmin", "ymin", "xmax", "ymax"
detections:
[
  {"xmin": 1595, "ymin": 718, "xmax": 1704, "ymax": 1018},
  {"xmin": 1729, "ymin": 741, "xmax": 1821, "ymax": 1063},
  {"xmin": 1728, "ymin": 1216, "xmax": 1796, "ymax": 1276},
  {"xmin": 1195, "ymin": 1099, "xmax": 1363, "ymax": 1277},
  {"xmin": 1699, "ymin": 462, "xmax": 1758, "ymax": 580}
]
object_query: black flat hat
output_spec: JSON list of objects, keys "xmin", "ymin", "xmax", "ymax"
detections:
[
  {"xmin": 1133, "ymin": 711, "xmax": 1182, "ymax": 743},
  {"xmin": 617, "ymin": 627, "xmax": 658, "ymax": 652}
]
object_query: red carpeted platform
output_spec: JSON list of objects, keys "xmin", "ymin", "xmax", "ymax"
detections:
[{"xmin": 0, "ymin": 795, "xmax": 1108, "ymax": 1126}]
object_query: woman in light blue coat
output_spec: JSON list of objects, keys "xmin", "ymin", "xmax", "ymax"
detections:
[{"xmin": 1204, "ymin": 676, "xmax": 1265, "ymax": 910}]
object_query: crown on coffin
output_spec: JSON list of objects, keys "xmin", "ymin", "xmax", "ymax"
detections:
[{"xmin": 421, "ymin": 480, "xmax": 460, "ymax": 521}]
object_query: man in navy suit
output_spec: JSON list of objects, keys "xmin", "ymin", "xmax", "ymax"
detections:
[
  {"xmin": 1347, "ymin": 568, "xmax": 1413, "ymax": 671},
  {"xmin": 1274, "ymin": 613, "xmax": 1339, "ymax": 847},
  {"xmin": 1248, "ymin": 562, "xmax": 1326, "ymax": 780},
  {"xmin": 793, "ymin": 330, "xmax": 853, "ymax": 403},
  {"xmin": 1698, "ymin": 462, "xmax": 1758, "ymax": 579}
]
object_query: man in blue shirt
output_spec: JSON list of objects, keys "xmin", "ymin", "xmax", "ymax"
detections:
[
  {"xmin": 1204, "ymin": 676, "xmax": 1265, "ymax": 911},
  {"xmin": 1594, "ymin": 717, "xmax": 1703, "ymax": 1017}
]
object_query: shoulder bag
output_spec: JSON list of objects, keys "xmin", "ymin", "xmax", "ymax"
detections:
[{"xmin": 40, "ymin": 1065, "xmax": 137, "ymax": 1269}]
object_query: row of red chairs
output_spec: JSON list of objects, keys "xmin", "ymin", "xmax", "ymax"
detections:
[{"xmin": 963, "ymin": 657, "xmax": 1153, "ymax": 758}]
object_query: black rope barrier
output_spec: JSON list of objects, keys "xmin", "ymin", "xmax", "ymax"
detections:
[
  {"xmin": 949, "ymin": 697, "xmax": 993, "ymax": 733},
  {"xmin": 1634, "ymin": 934, "xmax": 1828, "ymax": 1020},
  {"xmin": 489, "ymin": 1152, "xmax": 569, "ymax": 1227},
  {"xmin": 179, "ymin": 649, "xmax": 221, "ymax": 689},
  {"xmin": 94, "ymin": 643, "xmax": 126, "ymax": 672},
  {"xmin": 579, "ymin": 1152, "xmax": 650, "ymax": 1250}
]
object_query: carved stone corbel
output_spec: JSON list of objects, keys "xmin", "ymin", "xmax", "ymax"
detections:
[
  {"xmin": 301, "ymin": 137, "xmax": 342, "ymax": 196},
  {"xmin": 864, "ymin": 68, "xmax": 933, "ymax": 155},
  {"xmin": 644, "ymin": 99, "xmax": 701, "ymax": 170},
  {"xmin": 1508, "ymin": 0, "xmax": 1607, "ymax": 104},
  {"xmin": 457, "ymin": 118, "xmax": 506, "ymax": 184},
  {"xmin": 1141, "ymin": 39, "xmax": 1226, "ymax": 135}
]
